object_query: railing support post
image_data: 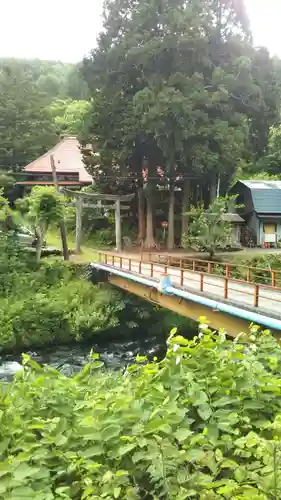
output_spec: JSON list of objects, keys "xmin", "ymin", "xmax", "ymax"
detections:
[
  {"xmin": 226, "ymin": 264, "xmax": 230, "ymax": 279},
  {"xmin": 254, "ymin": 284, "xmax": 259, "ymax": 307},
  {"xmin": 120, "ymin": 257, "xmax": 123, "ymax": 269},
  {"xmin": 139, "ymin": 261, "xmax": 142, "ymax": 274},
  {"xmin": 129, "ymin": 258, "xmax": 131, "ymax": 272},
  {"xmin": 208, "ymin": 262, "xmax": 212, "ymax": 274},
  {"xmin": 151, "ymin": 263, "xmax": 153, "ymax": 277},
  {"xmin": 272, "ymin": 271, "xmax": 276, "ymax": 287},
  {"xmin": 200, "ymin": 273, "xmax": 204, "ymax": 292},
  {"xmin": 180, "ymin": 269, "xmax": 184, "ymax": 286},
  {"xmin": 224, "ymin": 278, "xmax": 228, "ymax": 299},
  {"xmin": 105, "ymin": 254, "xmax": 108, "ymax": 265},
  {"xmin": 192, "ymin": 260, "xmax": 196, "ymax": 272}
]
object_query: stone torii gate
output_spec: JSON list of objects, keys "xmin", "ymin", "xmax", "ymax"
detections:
[{"xmin": 62, "ymin": 189, "xmax": 135, "ymax": 253}]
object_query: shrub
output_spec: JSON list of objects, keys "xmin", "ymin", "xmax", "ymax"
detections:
[
  {"xmin": 0, "ymin": 280, "xmax": 126, "ymax": 352},
  {"xmin": 0, "ymin": 231, "xmax": 194, "ymax": 353},
  {"xmin": 1, "ymin": 327, "xmax": 281, "ymax": 499}
]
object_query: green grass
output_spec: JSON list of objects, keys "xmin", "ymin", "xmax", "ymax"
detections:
[{"xmin": 46, "ymin": 229, "xmax": 99, "ymax": 264}]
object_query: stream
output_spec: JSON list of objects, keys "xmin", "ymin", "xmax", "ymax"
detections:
[{"xmin": 0, "ymin": 335, "xmax": 167, "ymax": 380}]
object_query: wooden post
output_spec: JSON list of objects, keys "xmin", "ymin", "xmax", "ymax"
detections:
[
  {"xmin": 272, "ymin": 271, "xmax": 276, "ymax": 287},
  {"xmin": 115, "ymin": 198, "xmax": 122, "ymax": 252},
  {"xmin": 180, "ymin": 269, "xmax": 184, "ymax": 286},
  {"xmin": 254, "ymin": 284, "xmax": 259, "ymax": 307},
  {"xmin": 200, "ymin": 273, "xmax": 204, "ymax": 292},
  {"xmin": 226, "ymin": 264, "xmax": 230, "ymax": 278},
  {"xmin": 50, "ymin": 155, "xmax": 69, "ymax": 261},
  {"xmin": 75, "ymin": 195, "xmax": 83, "ymax": 254},
  {"xmin": 224, "ymin": 278, "xmax": 228, "ymax": 299}
]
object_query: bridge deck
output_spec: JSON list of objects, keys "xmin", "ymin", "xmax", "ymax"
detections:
[{"xmin": 98, "ymin": 253, "xmax": 281, "ymax": 320}]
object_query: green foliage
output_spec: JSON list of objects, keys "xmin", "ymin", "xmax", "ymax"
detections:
[
  {"xmin": 48, "ymin": 99, "xmax": 91, "ymax": 137},
  {"xmin": 2, "ymin": 326, "xmax": 281, "ymax": 498},
  {"xmin": 0, "ymin": 58, "xmax": 89, "ymax": 174},
  {"xmin": 234, "ymin": 163, "xmax": 281, "ymax": 182},
  {"xmin": 0, "ymin": 58, "xmax": 89, "ymax": 102},
  {"xmin": 258, "ymin": 125, "xmax": 281, "ymax": 175},
  {"xmin": 0, "ymin": 63, "xmax": 58, "ymax": 171},
  {"xmin": 27, "ymin": 187, "xmax": 64, "ymax": 261},
  {"xmin": 0, "ymin": 232, "xmax": 192, "ymax": 352},
  {"xmin": 182, "ymin": 197, "xmax": 233, "ymax": 257},
  {"xmin": 0, "ymin": 233, "xmax": 122, "ymax": 351},
  {"xmin": 0, "ymin": 189, "xmax": 12, "ymax": 224},
  {"xmin": 28, "ymin": 187, "xmax": 63, "ymax": 227},
  {"xmin": 0, "ymin": 172, "xmax": 15, "ymax": 191}
]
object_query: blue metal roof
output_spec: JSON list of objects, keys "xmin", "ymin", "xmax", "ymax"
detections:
[{"xmin": 239, "ymin": 180, "xmax": 281, "ymax": 214}]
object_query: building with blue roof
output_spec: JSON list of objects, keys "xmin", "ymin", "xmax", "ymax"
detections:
[{"xmin": 230, "ymin": 180, "xmax": 281, "ymax": 247}]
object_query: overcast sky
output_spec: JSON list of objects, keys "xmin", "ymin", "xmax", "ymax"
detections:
[{"xmin": 0, "ymin": 0, "xmax": 280, "ymax": 62}]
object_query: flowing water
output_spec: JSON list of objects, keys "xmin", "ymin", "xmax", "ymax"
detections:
[{"xmin": 0, "ymin": 335, "xmax": 167, "ymax": 380}]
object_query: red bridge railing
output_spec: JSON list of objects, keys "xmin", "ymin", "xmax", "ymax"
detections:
[
  {"xmin": 147, "ymin": 253, "xmax": 281, "ymax": 289},
  {"xmin": 97, "ymin": 251, "xmax": 281, "ymax": 312}
]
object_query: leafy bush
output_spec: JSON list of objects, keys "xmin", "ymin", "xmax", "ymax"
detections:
[
  {"xmin": 0, "ymin": 277, "xmax": 126, "ymax": 352},
  {"xmin": 1, "ymin": 326, "xmax": 281, "ymax": 499},
  {"xmin": 0, "ymin": 232, "xmax": 194, "ymax": 352},
  {"xmin": 182, "ymin": 197, "xmax": 233, "ymax": 258},
  {"xmin": 88, "ymin": 227, "xmax": 116, "ymax": 248}
]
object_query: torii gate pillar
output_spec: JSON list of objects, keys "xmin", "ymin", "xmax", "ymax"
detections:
[{"xmin": 115, "ymin": 199, "xmax": 122, "ymax": 252}]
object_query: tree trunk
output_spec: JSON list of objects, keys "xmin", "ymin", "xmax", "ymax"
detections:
[
  {"xmin": 181, "ymin": 180, "xmax": 190, "ymax": 239},
  {"xmin": 210, "ymin": 177, "xmax": 217, "ymax": 203},
  {"xmin": 144, "ymin": 192, "xmax": 156, "ymax": 248},
  {"xmin": 35, "ymin": 234, "xmax": 43, "ymax": 263},
  {"xmin": 167, "ymin": 185, "xmax": 175, "ymax": 250},
  {"xmin": 136, "ymin": 187, "xmax": 145, "ymax": 243}
]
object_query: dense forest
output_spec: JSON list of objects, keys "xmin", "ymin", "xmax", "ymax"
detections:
[{"xmin": 0, "ymin": 58, "xmax": 90, "ymax": 172}]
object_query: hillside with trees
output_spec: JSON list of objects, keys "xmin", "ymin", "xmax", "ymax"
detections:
[{"xmin": 0, "ymin": 58, "xmax": 90, "ymax": 173}]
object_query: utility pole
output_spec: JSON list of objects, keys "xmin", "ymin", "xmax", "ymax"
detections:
[{"xmin": 50, "ymin": 155, "xmax": 69, "ymax": 261}]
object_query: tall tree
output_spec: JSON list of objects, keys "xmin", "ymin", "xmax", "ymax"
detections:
[{"xmin": 82, "ymin": 0, "xmax": 280, "ymax": 249}]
